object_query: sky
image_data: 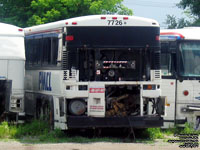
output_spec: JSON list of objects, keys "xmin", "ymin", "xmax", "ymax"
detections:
[{"xmin": 123, "ymin": 0, "xmax": 186, "ymax": 29}]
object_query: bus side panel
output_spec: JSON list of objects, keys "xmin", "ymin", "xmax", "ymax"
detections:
[
  {"xmin": 8, "ymin": 60, "xmax": 25, "ymax": 93},
  {"xmin": 7, "ymin": 60, "xmax": 25, "ymax": 112},
  {"xmin": 25, "ymin": 70, "xmax": 63, "ymax": 94},
  {"xmin": 0, "ymin": 36, "xmax": 25, "ymax": 60},
  {"xmin": 176, "ymin": 80, "xmax": 200, "ymax": 126},
  {"xmin": 160, "ymin": 79, "xmax": 176, "ymax": 128},
  {"xmin": 0, "ymin": 60, "xmax": 8, "ymax": 78}
]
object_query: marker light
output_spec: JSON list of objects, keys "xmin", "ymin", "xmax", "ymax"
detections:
[
  {"xmin": 183, "ymin": 90, "xmax": 189, "ymax": 96},
  {"xmin": 66, "ymin": 35, "xmax": 74, "ymax": 41},
  {"xmin": 165, "ymin": 99, "xmax": 170, "ymax": 106},
  {"xmin": 101, "ymin": 17, "xmax": 106, "ymax": 20},
  {"xmin": 18, "ymin": 29, "xmax": 23, "ymax": 32},
  {"xmin": 72, "ymin": 22, "xmax": 77, "ymax": 25},
  {"xmin": 123, "ymin": 17, "xmax": 129, "ymax": 20},
  {"xmin": 156, "ymin": 35, "xmax": 160, "ymax": 41},
  {"xmin": 112, "ymin": 17, "xmax": 117, "ymax": 20},
  {"xmin": 65, "ymin": 22, "xmax": 68, "ymax": 25}
]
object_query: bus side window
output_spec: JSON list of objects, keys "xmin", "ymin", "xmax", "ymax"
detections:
[
  {"xmin": 25, "ymin": 39, "xmax": 32, "ymax": 66},
  {"xmin": 161, "ymin": 42, "xmax": 174, "ymax": 76},
  {"xmin": 42, "ymin": 38, "xmax": 51, "ymax": 65},
  {"xmin": 51, "ymin": 37, "xmax": 58, "ymax": 65},
  {"xmin": 161, "ymin": 53, "xmax": 172, "ymax": 76},
  {"xmin": 25, "ymin": 34, "xmax": 59, "ymax": 68}
]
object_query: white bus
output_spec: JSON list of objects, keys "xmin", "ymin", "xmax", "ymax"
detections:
[
  {"xmin": 160, "ymin": 27, "xmax": 200, "ymax": 129},
  {"xmin": 24, "ymin": 15, "xmax": 165, "ymax": 130},
  {"xmin": 0, "ymin": 23, "xmax": 25, "ymax": 121}
]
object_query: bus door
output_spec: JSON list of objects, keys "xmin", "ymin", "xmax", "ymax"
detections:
[{"xmin": 160, "ymin": 42, "xmax": 177, "ymax": 128}]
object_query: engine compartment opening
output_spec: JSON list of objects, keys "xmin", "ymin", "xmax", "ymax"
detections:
[{"xmin": 105, "ymin": 85, "xmax": 141, "ymax": 117}]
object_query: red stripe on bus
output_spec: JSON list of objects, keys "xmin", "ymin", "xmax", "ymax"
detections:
[{"xmin": 160, "ymin": 32, "xmax": 185, "ymax": 39}]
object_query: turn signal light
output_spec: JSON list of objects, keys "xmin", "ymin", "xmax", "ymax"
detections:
[{"xmin": 143, "ymin": 85, "xmax": 156, "ymax": 90}]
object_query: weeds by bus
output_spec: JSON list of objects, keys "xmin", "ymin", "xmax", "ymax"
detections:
[
  {"xmin": 0, "ymin": 23, "xmax": 25, "ymax": 122},
  {"xmin": 160, "ymin": 27, "xmax": 200, "ymax": 129},
  {"xmin": 24, "ymin": 15, "xmax": 165, "ymax": 130}
]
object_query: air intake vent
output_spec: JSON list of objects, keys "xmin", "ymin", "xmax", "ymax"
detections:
[
  {"xmin": 154, "ymin": 70, "xmax": 161, "ymax": 79},
  {"xmin": 62, "ymin": 50, "xmax": 68, "ymax": 70},
  {"xmin": 151, "ymin": 70, "xmax": 161, "ymax": 81},
  {"xmin": 71, "ymin": 68, "xmax": 77, "ymax": 79},
  {"xmin": 154, "ymin": 52, "xmax": 161, "ymax": 69}
]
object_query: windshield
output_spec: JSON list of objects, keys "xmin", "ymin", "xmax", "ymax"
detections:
[{"xmin": 179, "ymin": 41, "xmax": 200, "ymax": 77}]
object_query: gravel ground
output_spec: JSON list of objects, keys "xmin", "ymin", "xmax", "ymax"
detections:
[{"xmin": 0, "ymin": 140, "xmax": 199, "ymax": 150}]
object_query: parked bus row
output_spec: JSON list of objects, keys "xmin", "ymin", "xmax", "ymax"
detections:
[{"xmin": 0, "ymin": 15, "xmax": 200, "ymax": 130}]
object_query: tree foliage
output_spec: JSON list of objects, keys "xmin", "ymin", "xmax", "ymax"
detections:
[
  {"xmin": 0, "ymin": 0, "xmax": 32, "ymax": 27},
  {"xmin": 0, "ymin": 0, "xmax": 133, "ymax": 27},
  {"xmin": 178, "ymin": 0, "xmax": 200, "ymax": 26},
  {"xmin": 164, "ymin": 0, "xmax": 200, "ymax": 29},
  {"xmin": 178, "ymin": 0, "xmax": 200, "ymax": 18},
  {"xmin": 165, "ymin": 14, "xmax": 191, "ymax": 29}
]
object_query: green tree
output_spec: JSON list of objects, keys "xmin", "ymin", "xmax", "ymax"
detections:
[
  {"xmin": 178, "ymin": 0, "xmax": 200, "ymax": 26},
  {"xmin": 165, "ymin": 14, "xmax": 191, "ymax": 29},
  {"xmin": 178, "ymin": 0, "xmax": 200, "ymax": 18},
  {"xmin": 0, "ymin": 0, "xmax": 32, "ymax": 27},
  {"xmin": 0, "ymin": 0, "xmax": 133, "ymax": 27}
]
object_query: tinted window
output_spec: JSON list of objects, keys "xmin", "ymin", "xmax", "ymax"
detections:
[
  {"xmin": 25, "ymin": 34, "xmax": 59, "ymax": 67},
  {"xmin": 179, "ymin": 41, "xmax": 200, "ymax": 76}
]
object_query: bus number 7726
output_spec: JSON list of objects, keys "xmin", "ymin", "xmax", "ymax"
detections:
[{"xmin": 107, "ymin": 20, "xmax": 123, "ymax": 26}]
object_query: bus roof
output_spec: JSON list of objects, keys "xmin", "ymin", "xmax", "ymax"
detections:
[
  {"xmin": 160, "ymin": 27, "xmax": 200, "ymax": 41},
  {"xmin": 0, "ymin": 22, "xmax": 24, "ymax": 37},
  {"xmin": 24, "ymin": 15, "xmax": 159, "ymax": 35}
]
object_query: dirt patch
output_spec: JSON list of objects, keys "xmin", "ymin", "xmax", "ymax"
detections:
[{"xmin": 0, "ymin": 140, "xmax": 199, "ymax": 150}]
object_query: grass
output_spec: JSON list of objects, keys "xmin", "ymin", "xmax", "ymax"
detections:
[
  {"xmin": 0, "ymin": 120, "xmax": 199, "ymax": 143},
  {"xmin": 0, "ymin": 120, "xmax": 121, "ymax": 143},
  {"xmin": 138, "ymin": 122, "xmax": 200, "ymax": 141},
  {"xmin": 143, "ymin": 128, "xmax": 164, "ymax": 140},
  {"xmin": 0, "ymin": 121, "xmax": 17, "ymax": 139}
]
